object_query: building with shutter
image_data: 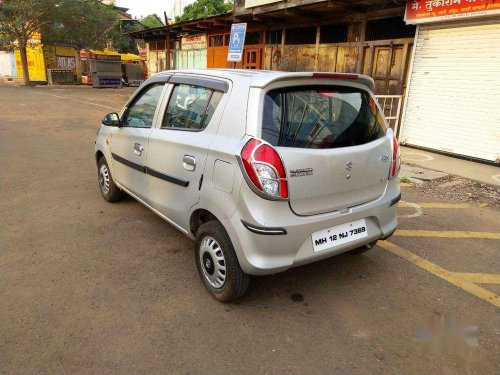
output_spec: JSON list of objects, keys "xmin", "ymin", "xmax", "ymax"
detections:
[{"xmin": 400, "ymin": 0, "xmax": 500, "ymax": 163}]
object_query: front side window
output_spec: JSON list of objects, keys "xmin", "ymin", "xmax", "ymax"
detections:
[
  {"xmin": 122, "ymin": 84, "xmax": 164, "ymax": 128},
  {"xmin": 262, "ymin": 86, "xmax": 387, "ymax": 149},
  {"xmin": 162, "ymin": 84, "xmax": 223, "ymax": 131}
]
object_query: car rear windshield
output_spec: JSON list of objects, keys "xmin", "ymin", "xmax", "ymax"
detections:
[{"xmin": 262, "ymin": 86, "xmax": 387, "ymax": 149}]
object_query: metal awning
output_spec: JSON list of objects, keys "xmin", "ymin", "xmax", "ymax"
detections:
[
  {"xmin": 128, "ymin": 0, "xmax": 405, "ymax": 41},
  {"xmin": 233, "ymin": 0, "xmax": 405, "ymax": 23},
  {"xmin": 128, "ymin": 12, "xmax": 233, "ymax": 40}
]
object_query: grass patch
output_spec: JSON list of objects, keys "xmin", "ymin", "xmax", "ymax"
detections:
[{"xmin": 399, "ymin": 176, "xmax": 411, "ymax": 184}]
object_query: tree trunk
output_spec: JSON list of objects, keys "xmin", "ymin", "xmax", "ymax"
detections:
[
  {"xmin": 19, "ymin": 43, "xmax": 31, "ymax": 86},
  {"xmin": 75, "ymin": 50, "xmax": 82, "ymax": 84}
]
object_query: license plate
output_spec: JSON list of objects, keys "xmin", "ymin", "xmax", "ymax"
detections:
[{"xmin": 311, "ymin": 219, "xmax": 368, "ymax": 252}]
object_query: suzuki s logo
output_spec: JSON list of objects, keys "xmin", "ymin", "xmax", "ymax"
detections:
[{"xmin": 346, "ymin": 161, "xmax": 353, "ymax": 171}]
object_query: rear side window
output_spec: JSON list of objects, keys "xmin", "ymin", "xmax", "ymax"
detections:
[
  {"xmin": 162, "ymin": 84, "xmax": 223, "ymax": 131},
  {"xmin": 262, "ymin": 86, "xmax": 386, "ymax": 149}
]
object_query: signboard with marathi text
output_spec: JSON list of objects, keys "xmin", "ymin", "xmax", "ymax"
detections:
[
  {"xmin": 227, "ymin": 23, "xmax": 247, "ymax": 62},
  {"xmin": 405, "ymin": 0, "xmax": 500, "ymax": 24},
  {"xmin": 181, "ymin": 35, "xmax": 207, "ymax": 50}
]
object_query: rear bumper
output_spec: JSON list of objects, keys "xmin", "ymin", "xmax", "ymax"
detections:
[{"xmin": 224, "ymin": 179, "xmax": 400, "ymax": 276}]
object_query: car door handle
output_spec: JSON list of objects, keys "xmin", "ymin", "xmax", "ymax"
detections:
[
  {"xmin": 183, "ymin": 155, "xmax": 196, "ymax": 171},
  {"xmin": 134, "ymin": 143, "xmax": 144, "ymax": 156}
]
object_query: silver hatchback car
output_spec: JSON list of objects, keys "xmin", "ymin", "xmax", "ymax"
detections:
[{"xmin": 95, "ymin": 69, "xmax": 401, "ymax": 301}]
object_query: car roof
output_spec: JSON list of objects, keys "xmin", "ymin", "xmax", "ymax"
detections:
[{"xmin": 158, "ymin": 69, "xmax": 375, "ymax": 91}]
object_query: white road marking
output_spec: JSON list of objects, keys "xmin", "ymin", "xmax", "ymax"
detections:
[
  {"xmin": 397, "ymin": 201, "xmax": 423, "ymax": 219},
  {"xmin": 399, "ymin": 202, "xmax": 469, "ymax": 209},
  {"xmin": 403, "ymin": 152, "xmax": 434, "ymax": 162},
  {"xmin": 37, "ymin": 92, "xmax": 120, "ymax": 111}
]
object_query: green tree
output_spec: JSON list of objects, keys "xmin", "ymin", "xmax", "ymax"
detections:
[
  {"xmin": 140, "ymin": 14, "xmax": 164, "ymax": 28},
  {"xmin": 0, "ymin": 0, "xmax": 125, "ymax": 85},
  {"xmin": 175, "ymin": 0, "xmax": 233, "ymax": 23},
  {"xmin": 0, "ymin": 0, "xmax": 62, "ymax": 85},
  {"xmin": 104, "ymin": 21, "xmax": 144, "ymax": 53},
  {"xmin": 41, "ymin": 0, "xmax": 120, "ymax": 50}
]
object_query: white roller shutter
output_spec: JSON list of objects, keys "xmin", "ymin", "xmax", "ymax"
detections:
[{"xmin": 400, "ymin": 18, "xmax": 500, "ymax": 162}]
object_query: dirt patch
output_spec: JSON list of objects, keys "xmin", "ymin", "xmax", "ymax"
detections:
[{"xmin": 408, "ymin": 174, "xmax": 500, "ymax": 208}]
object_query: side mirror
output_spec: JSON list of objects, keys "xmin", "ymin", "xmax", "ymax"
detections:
[{"xmin": 102, "ymin": 112, "xmax": 121, "ymax": 127}]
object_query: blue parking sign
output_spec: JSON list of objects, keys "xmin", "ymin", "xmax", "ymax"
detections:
[{"xmin": 227, "ymin": 23, "xmax": 247, "ymax": 62}]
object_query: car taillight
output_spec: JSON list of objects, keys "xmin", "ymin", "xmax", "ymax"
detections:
[
  {"xmin": 240, "ymin": 138, "xmax": 288, "ymax": 199},
  {"xmin": 390, "ymin": 136, "xmax": 401, "ymax": 178}
]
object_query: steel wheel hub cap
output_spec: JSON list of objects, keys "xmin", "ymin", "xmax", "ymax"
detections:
[
  {"xmin": 199, "ymin": 236, "xmax": 226, "ymax": 288},
  {"xmin": 99, "ymin": 164, "xmax": 110, "ymax": 195}
]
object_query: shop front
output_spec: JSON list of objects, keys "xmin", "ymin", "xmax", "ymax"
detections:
[
  {"xmin": 207, "ymin": 30, "xmax": 264, "ymax": 69},
  {"xmin": 79, "ymin": 50, "xmax": 144, "ymax": 87},
  {"xmin": 176, "ymin": 34, "xmax": 207, "ymax": 70},
  {"xmin": 400, "ymin": 0, "xmax": 500, "ymax": 163},
  {"xmin": 80, "ymin": 50, "xmax": 122, "ymax": 88},
  {"xmin": 44, "ymin": 45, "xmax": 77, "ymax": 84}
]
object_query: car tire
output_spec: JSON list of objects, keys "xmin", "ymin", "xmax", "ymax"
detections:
[
  {"xmin": 195, "ymin": 221, "xmax": 250, "ymax": 302},
  {"xmin": 98, "ymin": 156, "xmax": 124, "ymax": 203},
  {"xmin": 350, "ymin": 240, "xmax": 378, "ymax": 255}
]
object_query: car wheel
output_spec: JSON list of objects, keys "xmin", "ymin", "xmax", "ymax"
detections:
[
  {"xmin": 98, "ymin": 156, "xmax": 123, "ymax": 202},
  {"xmin": 195, "ymin": 221, "xmax": 250, "ymax": 302},
  {"xmin": 350, "ymin": 240, "xmax": 378, "ymax": 255}
]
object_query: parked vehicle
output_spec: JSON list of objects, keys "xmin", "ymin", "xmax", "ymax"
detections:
[{"xmin": 95, "ymin": 69, "xmax": 401, "ymax": 301}]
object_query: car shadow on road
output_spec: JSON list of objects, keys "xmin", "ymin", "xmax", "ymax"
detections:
[
  {"xmin": 114, "ymin": 195, "xmax": 382, "ymax": 306},
  {"xmin": 238, "ymin": 251, "xmax": 380, "ymax": 306}
]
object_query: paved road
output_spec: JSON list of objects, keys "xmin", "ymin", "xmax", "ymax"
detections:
[{"xmin": 1, "ymin": 84, "xmax": 499, "ymax": 375}]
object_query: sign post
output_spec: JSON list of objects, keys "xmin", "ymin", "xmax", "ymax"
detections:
[{"xmin": 227, "ymin": 23, "xmax": 247, "ymax": 66}]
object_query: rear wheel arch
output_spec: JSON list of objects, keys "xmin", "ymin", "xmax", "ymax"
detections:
[
  {"xmin": 194, "ymin": 220, "xmax": 250, "ymax": 301},
  {"xmin": 190, "ymin": 208, "xmax": 219, "ymax": 236},
  {"xmin": 189, "ymin": 208, "xmax": 248, "ymax": 275}
]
